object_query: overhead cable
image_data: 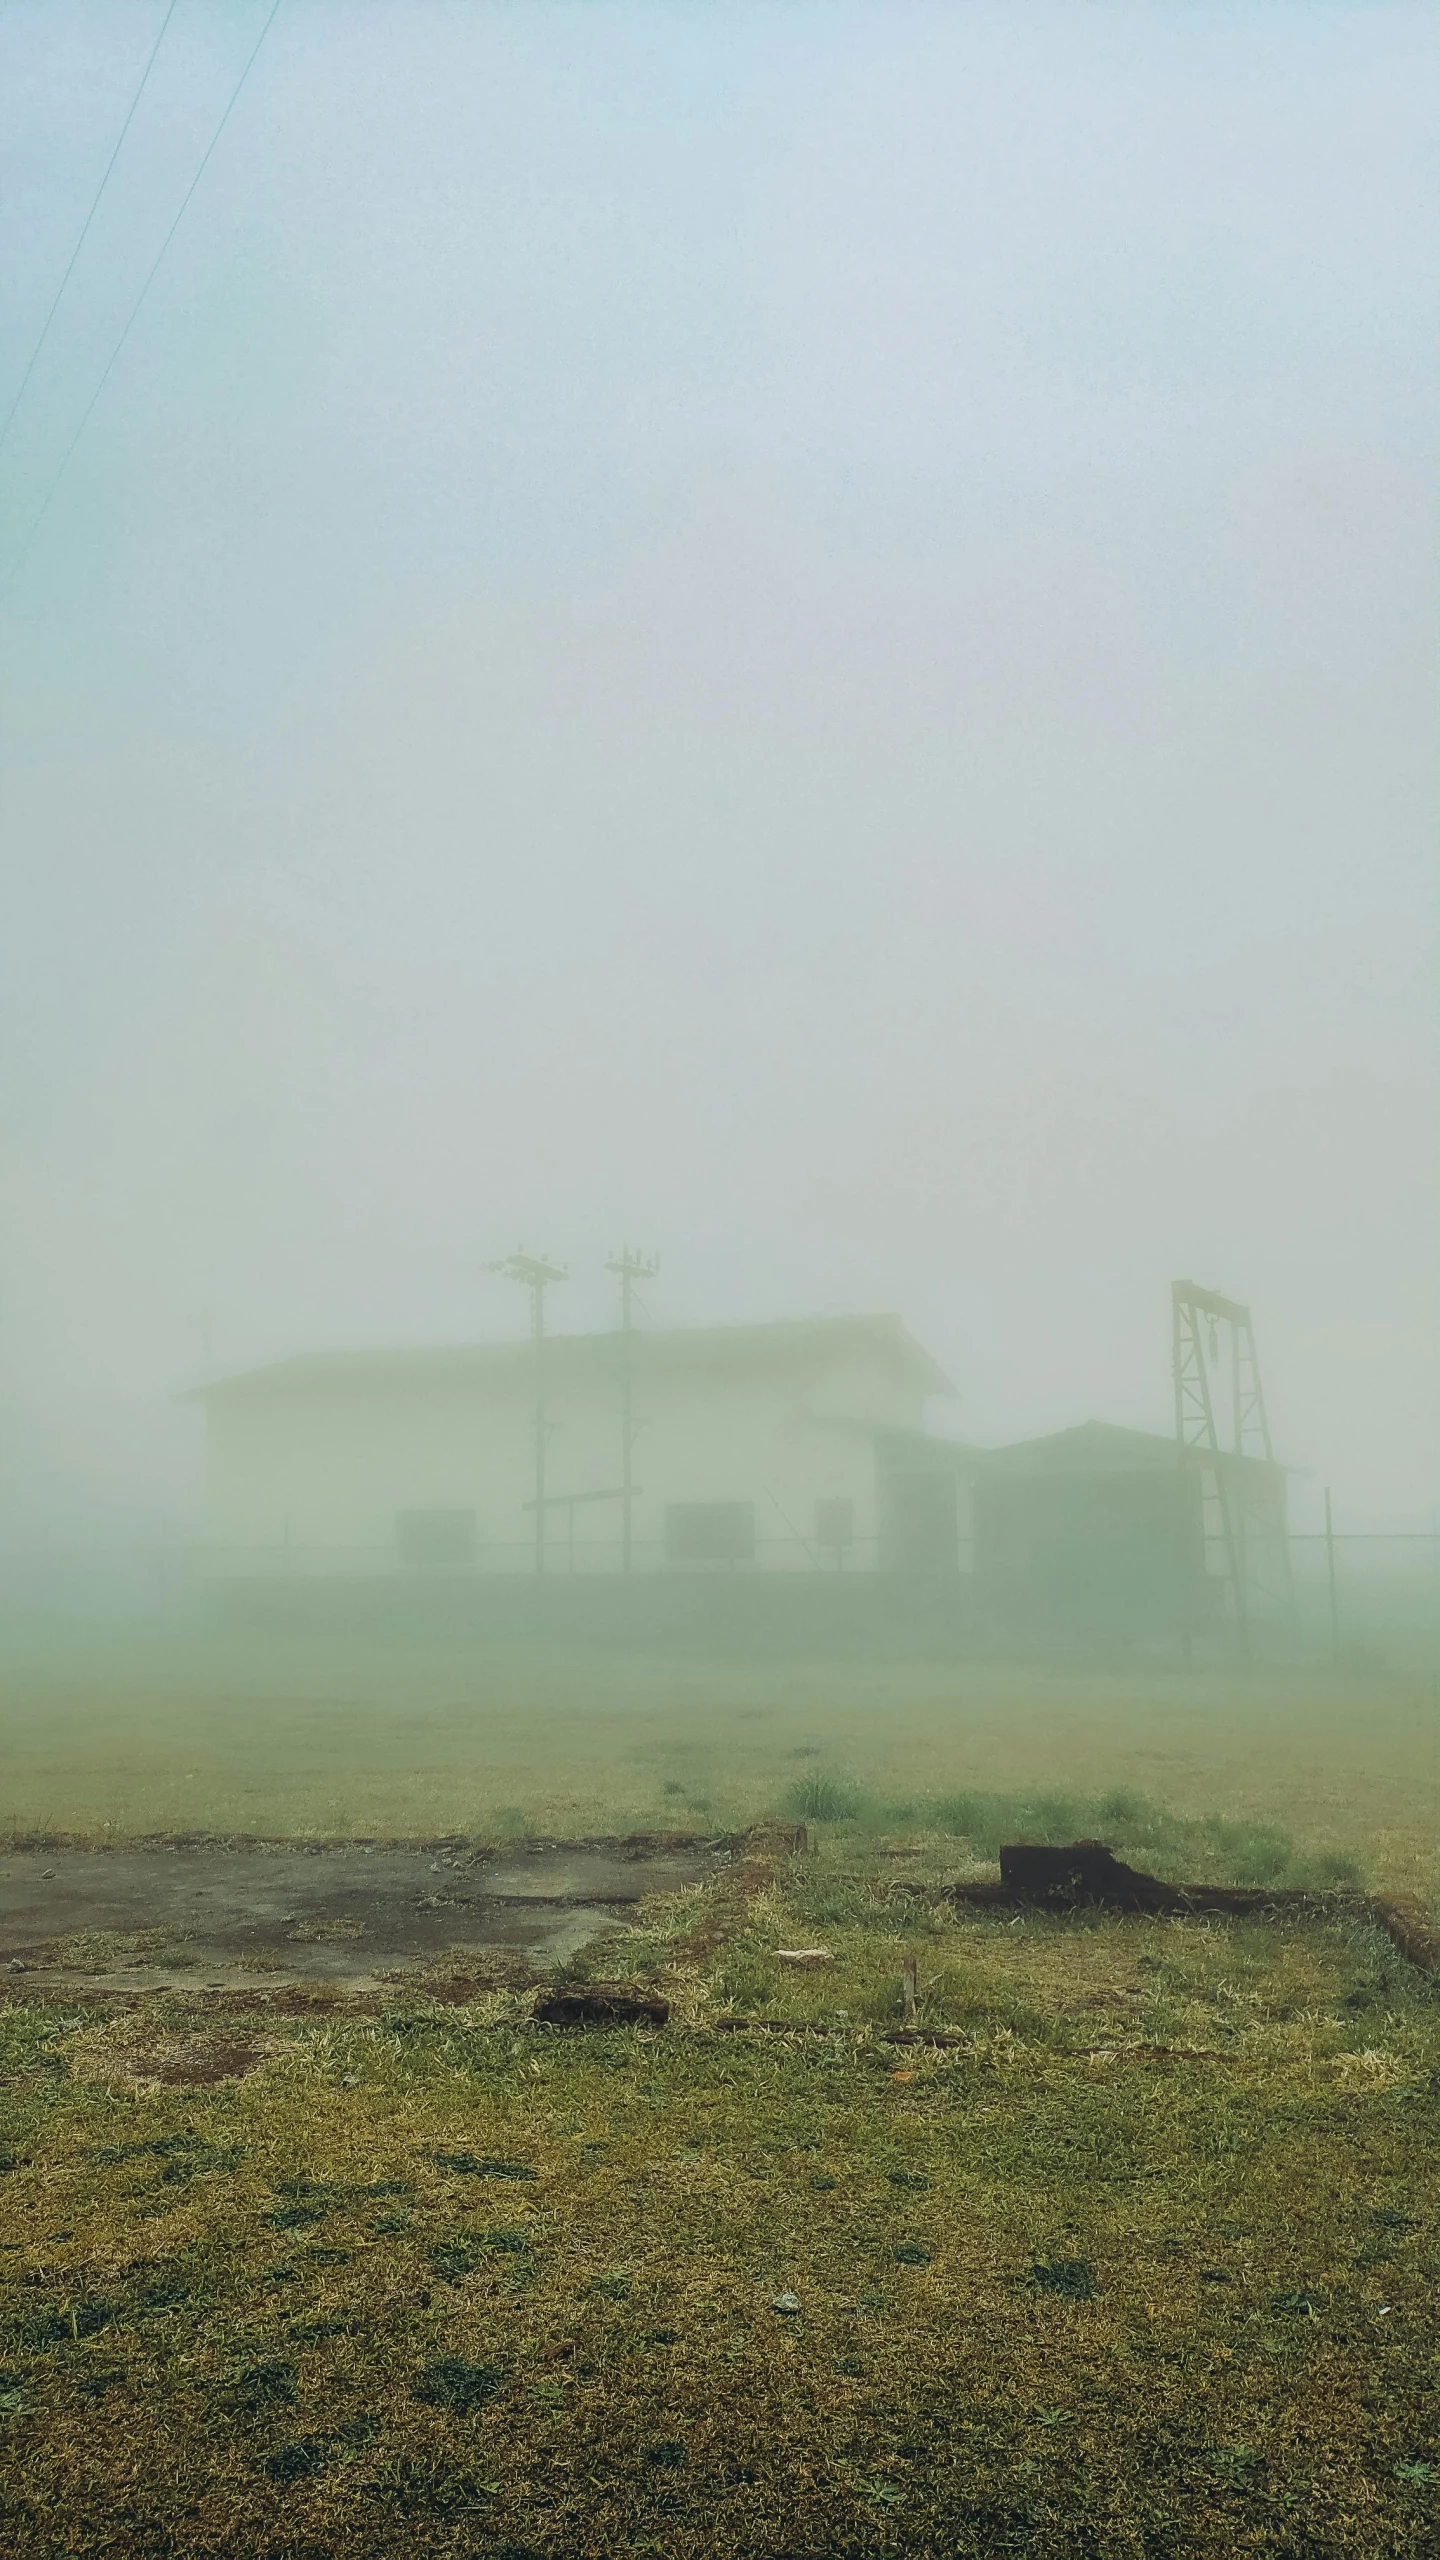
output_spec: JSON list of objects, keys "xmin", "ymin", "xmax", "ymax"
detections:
[
  {"xmin": 0, "ymin": 0, "xmax": 182, "ymax": 458},
  {"xmin": 2, "ymin": 0, "xmax": 284, "ymax": 597}
]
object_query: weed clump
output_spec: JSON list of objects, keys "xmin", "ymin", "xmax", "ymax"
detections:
[
  {"xmin": 430, "ymin": 2151, "xmax": 536, "ymax": 2181},
  {"xmin": 262, "ymin": 2437, "xmax": 331, "ymax": 2481},
  {"xmin": 428, "ymin": 2236, "xmax": 485, "ymax": 2285},
  {"xmin": 1027, "ymin": 2260, "xmax": 1098, "ymax": 2301},
  {"xmin": 231, "ymin": 2359, "xmax": 298, "ymax": 2413},
  {"xmin": 785, "ymin": 1773, "xmax": 861, "ymax": 1822},
  {"xmin": 918, "ymin": 1787, "xmax": 1360, "ymax": 1890},
  {"xmin": 412, "ymin": 2357, "xmax": 505, "ymax": 2412}
]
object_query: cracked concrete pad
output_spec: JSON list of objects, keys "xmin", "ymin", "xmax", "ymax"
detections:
[{"xmin": 0, "ymin": 1835, "xmax": 724, "ymax": 1999}]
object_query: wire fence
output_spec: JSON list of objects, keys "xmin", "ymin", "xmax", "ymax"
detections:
[
  {"xmin": 0, "ymin": 1530, "xmax": 1435, "ymax": 1642},
  {"xmin": 1286, "ymin": 1531, "xmax": 1440, "ymax": 1642}
]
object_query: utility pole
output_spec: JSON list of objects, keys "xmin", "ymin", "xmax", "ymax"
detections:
[
  {"xmin": 605, "ymin": 1246, "xmax": 659, "ymax": 1573},
  {"xmin": 1324, "ymin": 1487, "xmax": 1339, "ymax": 1658},
  {"xmin": 490, "ymin": 1252, "xmax": 567, "ymax": 1575}
]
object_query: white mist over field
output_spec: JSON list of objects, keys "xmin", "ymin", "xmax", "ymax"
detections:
[{"xmin": 1, "ymin": 0, "xmax": 1435, "ymax": 1552}]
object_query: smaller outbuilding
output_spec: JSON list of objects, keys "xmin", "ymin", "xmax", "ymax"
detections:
[{"xmin": 973, "ymin": 1419, "xmax": 1287, "ymax": 1639}]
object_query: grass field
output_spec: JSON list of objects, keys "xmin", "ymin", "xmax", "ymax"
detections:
[
  {"xmin": 1, "ymin": 1636, "xmax": 1437, "ymax": 2556},
  {"xmin": 1, "ymin": 1635, "xmax": 1436, "ymax": 1890}
]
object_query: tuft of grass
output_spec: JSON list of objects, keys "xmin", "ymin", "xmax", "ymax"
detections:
[
  {"xmin": 1310, "ymin": 1850, "xmax": 1366, "ymax": 1889},
  {"xmin": 914, "ymin": 1786, "xmax": 1362, "ymax": 1891},
  {"xmin": 1027, "ymin": 2259, "xmax": 1099, "ymax": 2301},
  {"xmin": 411, "ymin": 2357, "xmax": 506, "ymax": 2412},
  {"xmin": 784, "ymin": 1773, "xmax": 862, "ymax": 1822}
]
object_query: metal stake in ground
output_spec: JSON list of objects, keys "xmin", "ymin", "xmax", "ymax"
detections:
[{"xmin": 490, "ymin": 1252, "xmax": 568, "ymax": 1575}]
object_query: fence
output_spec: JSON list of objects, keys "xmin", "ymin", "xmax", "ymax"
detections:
[
  {"xmin": 1286, "ymin": 1531, "xmax": 1440, "ymax": 1645},
  {"xmin": 0, "ymin": 1530, "xmax": 1435, "ymax": 1648}
]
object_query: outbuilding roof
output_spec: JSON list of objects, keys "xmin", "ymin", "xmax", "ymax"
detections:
[
  {"xmin": 187, "ymin": 1313, "xmax": 955, "ymax": 1402},
  {"xmin": 979, "ymin": 1420, "xmax": 1280, "ymax": 1474}
]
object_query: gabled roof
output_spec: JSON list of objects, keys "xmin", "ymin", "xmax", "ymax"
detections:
[
  {"xmin": 874, "ymin": 1429, "xmax": 988, "ymax": 1475},
  {"xmin": 187, "ymin": 1313, "xmax": 955, "ymax": 1403},
  {"xmin": 980, "ymin": 1420, "xmax": 1278, "ymax": 1475}
]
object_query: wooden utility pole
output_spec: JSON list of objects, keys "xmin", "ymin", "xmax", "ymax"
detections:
[
  {"xmin": 605, "ymin": 1247, "xmax": 659, "ymax": 1573},
  {"xmin": 1324, "ymin": 1487, "xmax": 1339, "ymax": 1657},
  {"xmin": 490, "ymin": 1252, "xmax": 567, "ymax": 1575}
]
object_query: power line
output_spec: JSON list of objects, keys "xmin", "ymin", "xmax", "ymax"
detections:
[
  {"xmin": 0, "ymin": 0, "xmax": 182, "ymax": 459},
  {"xmin": 2, "ymin": 0, "xmax": 285, "ymax": 599}
]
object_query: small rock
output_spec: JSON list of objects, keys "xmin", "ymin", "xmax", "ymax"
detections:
[
  {"xmin": 39, "ymin": 1869, "xmax": 56, "ymax": 1882},
  {"xmin": 771, "ymin": 2291, "xmax": 801, "ymax": 2315},
  {"xmin": 772, "ymin": 1949, "xmax": 831, "ymax": 1967}
]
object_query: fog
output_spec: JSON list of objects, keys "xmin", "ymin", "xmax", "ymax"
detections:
[
  {"xmin": 2, "ymin": 0, "xmax": 1436, "ymax": 1565},
  {"xmin": 3, "ymin": 29, "xmax": 1440, "ymax": 2537}
]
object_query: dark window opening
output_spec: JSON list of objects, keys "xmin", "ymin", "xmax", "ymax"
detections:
[
  {"xmin": 397, "ymin": 1508, "xmax": 477, "ymax": 1569},
  {"xmin": 665, "ymin": 1501, "xmax": 755, "ymax": 1565}
]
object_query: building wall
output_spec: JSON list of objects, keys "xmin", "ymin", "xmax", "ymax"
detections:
[
  {"xmin": 974, "ymin": 1465, "xmax": 1205, "ymax": 1634},
  {"xmin": 202, "ymin": 1342, "xmax": 923, "ymax": 1577}
]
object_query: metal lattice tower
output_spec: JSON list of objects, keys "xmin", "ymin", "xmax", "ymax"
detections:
[{"xmin": 1172, "ymin": 1281, "xmax": 1291, "ymax": 1650}]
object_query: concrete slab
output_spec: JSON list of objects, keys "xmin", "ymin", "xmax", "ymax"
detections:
[{"xmin": 0, "ymin": 1834, "xmax": 723, "ymax": 1999}]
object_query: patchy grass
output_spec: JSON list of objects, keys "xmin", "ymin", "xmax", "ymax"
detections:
[
  {"xmin": 785, "ymin": 1781, "xmax": 1364, "ymax": 1890},
  {"xmin": 2, "ymin": 1823, "xmax": 1438, "ymax": 2558},
  {"xmin": 0, "ymin": 1636, "xmax": 1435, "ymax": 1895},
  {"xmin": 1, "ymin": 1643, "xmax": 1435, "ymax": 2550}
]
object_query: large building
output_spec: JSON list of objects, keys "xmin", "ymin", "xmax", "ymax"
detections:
[
  {"xmin": 191, "ymin": 1314, "xmax": 972, "ymax": 1584},
  {"xmin": 191, "ymin": 1316, "xmax": 1288, "ymax": 1644}
]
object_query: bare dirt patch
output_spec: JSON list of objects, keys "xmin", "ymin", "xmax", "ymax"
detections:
[{"xmin": 73, "ymin": 2034, "xmax": 282, "ymax": 2087}]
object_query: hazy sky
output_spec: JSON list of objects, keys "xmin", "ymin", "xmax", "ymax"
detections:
[{"xmin": 2, "ymin": 0, "xmax": 1436, "ymax": 1540}]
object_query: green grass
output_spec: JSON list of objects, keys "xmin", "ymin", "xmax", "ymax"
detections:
[
  {"xmin": 2, "ymin": 1890, "xmax": 1438, "ymax": 2558},
  {"xmin": 782, "ymin": 1780, "xmax": 1364, "ymax": 1890},
  {"xmin": 0, "ymin": 1633, "xmax": 1434, "ymax": 1892},
  {"xmin": 1, "ymin": 1635, "xmax": 1437, "ymax": 2553}
]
